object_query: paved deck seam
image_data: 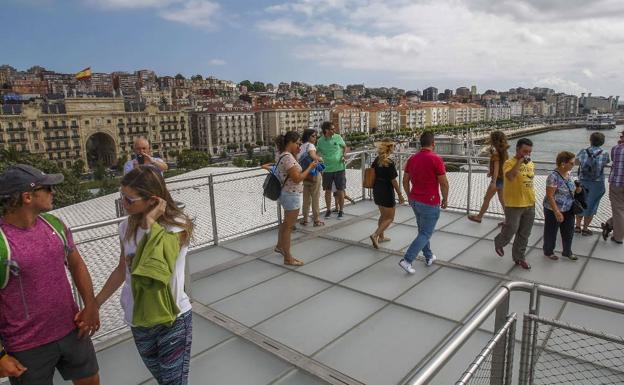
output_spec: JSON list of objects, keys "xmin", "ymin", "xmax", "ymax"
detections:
[{"xmin": 192, "ymin": 302, "xmax": 366, "ymax": 385}]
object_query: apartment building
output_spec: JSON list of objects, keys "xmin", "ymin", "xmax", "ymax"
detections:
[
  {"xmin": 0, "ymin": 97, "xmax": 189, "ymax": 169},
  {"xmin": 366, "ymin": 105, "xmax": 400, "ymax": 132},
  {"xmin": 190, "ymin": 102, "xmax": 256, "ymax": 156},
  {"xmin": 330, "ymin": 105, "xmax": 370, "ymax": 134},
  {"xmin": 421, "ymin": 103, "xmax": 449, "ymax": 127},
  {"xmin": 485, "ymin": 104, "xmax": 512, "ymax": 121},
  {"xmin": 255, "ymin": 103, "xmax": 330, "ymax": 143},
  {"xmin": 448, "ymin": 103, "xmax": 470, "ymax": 125},
  {"xmin": 399, "ymin": 105, "xmax": 426, "ymax": 130}
]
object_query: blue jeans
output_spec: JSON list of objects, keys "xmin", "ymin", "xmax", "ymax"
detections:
[{"xmin": 404, "ymin": 200, "xmax": 441, "ymax": 263}]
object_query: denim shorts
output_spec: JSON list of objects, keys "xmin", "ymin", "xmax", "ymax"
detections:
[
  {"xmin": 495, "ymin": 178, "xmax": 504, "ymax": 190},
  {"xmin": 279, "ymin": 191, "xmax": 302, "ymax": 211}
]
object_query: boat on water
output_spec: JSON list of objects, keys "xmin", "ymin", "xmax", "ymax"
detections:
[{"xmin": 586, "ymin": 113, "xmax": 616, "ymax": 130}]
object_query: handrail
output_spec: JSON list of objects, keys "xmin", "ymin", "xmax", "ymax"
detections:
[{"xmin": 407, "ymin": 281, "xmax": 624, "ymax": 385}]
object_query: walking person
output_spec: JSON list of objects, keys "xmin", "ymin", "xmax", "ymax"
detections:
[
  {"xmin": 603, "ymin": 130, "xmax": 624, "ymax": 244},
  {"xmin": 398, "ymin": 132, "xmax": 449, "ymax": 274},
  {"xmin": 263, "ymin": 132, "xmax": 318, "ymax": 266},
  {"xmin": 494, "ymin": 138, "xmax": 536, "ymax": 270},
  {"xmin": 575, "ymin": 132, "xmax": 610, "ymax": 235},
  {"xmin": 468, "ymin": 131, "xmax": 508, "ymax": 223},
  {"xmin": 95, "ymin": 166, "xmax": 194, "ymax": 385},
  {"xmin": 316, "ymin": 122, "xmax": 349, "ymax": 219},
  {"xmin": 298, "ymin": 129, "xmax": 324, "ymax": 227},
  {"xmin": 0, "ymin": 165, "xmax": 100, "ymax": 385},
  {"xmin": 369, "ymin": 139, "xmax": 405, "ymax": 249},
  {"xmin": 543, "ymin": 151, "xmax": 581, "ymax": 261}
]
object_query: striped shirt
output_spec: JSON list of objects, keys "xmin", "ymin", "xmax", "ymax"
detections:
[
  {"xmin": 576, "ymin": 146, "xmax": 610, "ymax": 181},
  {"xmin": 610, "ymin": 144, "xmax": 624, "ymax": 187}
]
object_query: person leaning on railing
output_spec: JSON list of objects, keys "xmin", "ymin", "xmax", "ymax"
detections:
[
  {"xmin": 543, "ymin": 151, "xmax": 581, "ymax": 261},
  {"xmin": 93, "ymin": 166, "xmax": 194, "ymax": 385}
]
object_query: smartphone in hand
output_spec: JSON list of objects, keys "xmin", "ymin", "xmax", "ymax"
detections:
[{"xmin": 137, "ymin": 154, "xmax": 145, "ymax": 165}]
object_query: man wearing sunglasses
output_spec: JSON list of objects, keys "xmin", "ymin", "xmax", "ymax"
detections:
[{"xmin": 0, "ymin": 165, "xmax": 100, "ymax": 385}]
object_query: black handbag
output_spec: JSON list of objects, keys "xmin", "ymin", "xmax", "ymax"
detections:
[
  {"xmin": 554, "ymin": 171, "xmax": 586, "ymax": 215},
  {"xmin": 263, "ymin": 154, "xmax": 290, "ymax": 201}
]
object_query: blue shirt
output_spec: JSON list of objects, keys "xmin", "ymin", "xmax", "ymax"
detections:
[
  {"xmin": 543, "ymin": 171, "xmax": 576, "ymax": 212},
  {"xmin": 576, "ymin": 146, "xmax": 610, "ymax": 181}
]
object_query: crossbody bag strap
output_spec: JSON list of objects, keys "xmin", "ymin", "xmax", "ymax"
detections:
[
  {"xmin": 0, "ymin": 227, "xmax": 11, "ymax": 289},
  {"xmin": 275, "ymin": 153, "xmax": 290, "ymax": 186},
  {"xmin": 554, "ymin": 170, "xmax": 575, "ymax": 198}
]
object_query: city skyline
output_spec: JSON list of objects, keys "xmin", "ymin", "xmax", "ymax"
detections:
[{"xmin": 2, "ymin": 0, "xmax": 623, "ymax": 96}]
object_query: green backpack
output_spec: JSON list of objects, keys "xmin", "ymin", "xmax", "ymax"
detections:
[{"xmin": 0, "ymin": 213, "xmax": 69, "ymax": 289}]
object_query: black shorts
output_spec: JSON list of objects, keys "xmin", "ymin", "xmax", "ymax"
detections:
[
  {"xmin": 322, "ymin": 170, "xmax": 347, "ymax": 191},
  {"xmin": 8, "ymin": 329, "xmax": 98, "ymax": 384}
]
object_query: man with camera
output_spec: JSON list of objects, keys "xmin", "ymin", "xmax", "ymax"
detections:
[
  {"xmin": 123, "ymin": 136, "xmax": 168, "ymax": 176},
  {"xmin": 494, "ymin": 138, "xmax": 535, "ymax": 270}
]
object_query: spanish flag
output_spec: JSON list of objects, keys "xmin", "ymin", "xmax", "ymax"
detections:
[{"xmin": 75, "ymin": 67, "xmax": 92, "ymax": 80}]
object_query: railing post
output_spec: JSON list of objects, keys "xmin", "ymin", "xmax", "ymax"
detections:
[
  {"xmin": 504, "ymin": 318, "xmax": 516, "ymax": 385},
  {"xmin": 361, "ymin": 151, "xmax": 367, "ymax": 200},
  {"xmin": 490, "ymin": 295, "xmax": 510, "ymax": 385},
  {"xmin": 467, "ymin": 149, "xmax": 473, "ymax": 215},
  {"xmin": 518, "ymin": 314, "xmax": 532, "ymax": 385},
  {"xmin": 208, "ymin": 174, "xmax": 219, "ymax": 246},
  {"xmin": 398, "ymin": 152, "xmax": 404, "ymax": 196}
]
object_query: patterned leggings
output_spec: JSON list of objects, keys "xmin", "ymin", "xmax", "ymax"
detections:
[{"xmin": 131, "ymin": 310, "xmax": 193, "ymax": 385}]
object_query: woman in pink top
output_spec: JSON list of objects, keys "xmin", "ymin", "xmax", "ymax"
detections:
[{"xmin": 263, "ymin": 131, "xmax": 317, "ymax": 265}]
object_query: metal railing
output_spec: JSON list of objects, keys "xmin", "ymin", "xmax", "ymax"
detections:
[
  {"xmin": 456, "ymin": 313, "xmax": 517, "ymax": 385},
  {"xmin": 407, "ymin": 281, "xmax": 624, "ymax": 385}
]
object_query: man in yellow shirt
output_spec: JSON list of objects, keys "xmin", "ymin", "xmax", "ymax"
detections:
[{"xmin": 494, "ymin": 138, "xmax": 535, "ymax": 269}]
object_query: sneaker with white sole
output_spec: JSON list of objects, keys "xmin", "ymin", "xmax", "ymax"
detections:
[
  {"xmin": 399, "ymin": 259, "xmax": 416, "ymax": 274},
  {"xmin": 425, "ymin": 254, "xmax": 437, "ymax": 266}
]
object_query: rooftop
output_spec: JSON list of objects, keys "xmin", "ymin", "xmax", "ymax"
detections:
[{"xmin": 48, "ymin": 161, "xmax": 623, "ymax": 384}]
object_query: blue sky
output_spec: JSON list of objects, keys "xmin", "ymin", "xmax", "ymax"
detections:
[{"xmin": 2, "ymin": 0, "xmax": 623, "ymax": 96}]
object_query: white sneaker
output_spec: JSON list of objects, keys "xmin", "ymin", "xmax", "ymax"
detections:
[
  {"xmin": 399, "ymin": 259, "xmax": 416, "ymax": 274},
  {"xmin": 425, "ymin": 254, "xmax": 437, "ymax": 266}
]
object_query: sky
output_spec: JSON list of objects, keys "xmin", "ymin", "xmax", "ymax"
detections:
[{"xmin": 1, "ymin": 0, "xmax": 623, "ymax": 96}]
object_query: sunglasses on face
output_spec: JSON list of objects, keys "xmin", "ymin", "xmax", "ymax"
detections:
[
  {"xmin": 120, "ymin": 192, "xmax": 144, "ymax": 205},
  {"xmin": 32, "ymin": 185, "xmax": 53, "ymax": 193}
]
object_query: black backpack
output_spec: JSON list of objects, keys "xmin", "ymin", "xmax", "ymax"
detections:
[{"xmin": 263, "ymin": 154, "xmax": 290, "ymax": 201}]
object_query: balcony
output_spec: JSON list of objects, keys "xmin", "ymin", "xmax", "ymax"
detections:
[{"xmin": 49, "ymin": 158, "xmax": 624, "ymax": 385}]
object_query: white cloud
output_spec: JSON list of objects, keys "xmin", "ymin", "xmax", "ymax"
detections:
[
  {"xmin": 209, "ymin": 59, "xmax": 226, "ymax": 65},
  {"xmin": 256, "ymin": 0, "xmax": 624, "ymax": 95},
  {"xmin": 160, "ymin": 0, "xmax": 220, "ymax": 28},
  {"xmin": 90, "ymin": 0, "xmax": 221, "ymax": 29}
]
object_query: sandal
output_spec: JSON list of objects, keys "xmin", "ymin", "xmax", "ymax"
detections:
[
  {"xmin": 313, "ymin": 220, "xmax": 325, "ymax": 227},
  {"xmin": 299, "ymin": 219, "xmax": 309, "ymax": 226},
  {"xmin": 581, "ymin": 228, "xmax": 593, "ymax": 236},
  {"xmin": 379, "ymin": 237, "xmax": 391, "ymax": 243},
  {"xmin": 574, "ymin": 226, "xmax": 582, "ymax": 233},
  {"xmin": 369, "ymin": 234, "xmax": 379, "ymax": 249},
  {"xmin": 284, "ymin": 257, "xmax": 304, "ymax": 266},
  {"xmin": 467, "ymin": 215, "xmax": 482, "ymax": 223},
  {"xmin": 274, "ymin": 246, "xmax": 284, "ymax": 255},
  {"xmin": 544, "ymin": 254, "xmax": 559, "ymax": 260}
]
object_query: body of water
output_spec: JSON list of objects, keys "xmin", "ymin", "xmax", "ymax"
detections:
[{"xmin": 516, "ymin": 125, "xmax": 623, "ymax": 162}]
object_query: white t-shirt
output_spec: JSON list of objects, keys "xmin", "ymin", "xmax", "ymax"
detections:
[
  {"xmin": 297, "ymin": 142, "xmax": 316, "ymax": 161},
  {"xmin": 123, "ymin": 157, "xmax": 165, "ymax": 176},
  {"xmin": 118, "ymin": 218, "xmax": 192, "ymax": 326}
]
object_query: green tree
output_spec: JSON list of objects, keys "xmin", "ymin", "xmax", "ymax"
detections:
[
  {"xmin": 246, "ymin": 146, "xmax": 254, "ymax": 160},
  {"xmin": 191, "ymin": 74, "xmax": 203, "ymax": 81},
  {"xmin": 232, "ymin": 156, "xmax": 247, "ymax": 167},
  {"xmin": 93, "ymin": 161, "xmax": 106, "ymax": 181},
  {"xmin": 239, "ymin": 80, "xmax": 252, "ymax": 90},
  {"xmin": 175, "ymin": 73, "xmax": 186, "ymax": 80},
  {"xmin": 177, "ymin": 149, "xmax": 211, "ymax": 170},
  {"xmin": 220, "ymin": 150, "xmax": 228, "ymax": 158},
  {"xmin": 71, "ymin": 159, "xmax": 85, "ymax": 177},
  {"xmin": 252, "ymin": 81, "xmax": 266, "ymax": 92},
  {"xmin": 0, "ymin": 150, "xmax": 90, "ymax": 208}
]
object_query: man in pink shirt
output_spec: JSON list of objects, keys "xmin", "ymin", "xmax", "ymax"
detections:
[
  {"xmin": 0, "ymin": 164, "xmax": 100, "ymax": 385},
  {"xmin": 399, "ymin": 132, "xmax": 449, "ymax": 274}
]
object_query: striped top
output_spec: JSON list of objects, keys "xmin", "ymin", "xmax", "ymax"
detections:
[{"xmin": 610, "ymin": 144, "xmax": 624, "ymax": 187}]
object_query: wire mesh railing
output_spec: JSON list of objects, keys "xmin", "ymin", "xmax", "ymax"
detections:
[
  {"xmin": 523, "ymin": 314, "xmax": 624, "ymax": 385},
  {"xmin": 456, "ymin": 313, "xmax": 517, "ymax": 385}
]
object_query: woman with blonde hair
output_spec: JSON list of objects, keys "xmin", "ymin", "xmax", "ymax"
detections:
[
  {"xmin": 95, "ymin": 165, "xmax": 195, "ymax": 384},
  {"xmin": 370, "ymin": 139, "xmax": 405, "ymax": 248},
  {"xmin": 469, "ymin": 130, "xmax": 509, "ymax": 223}
]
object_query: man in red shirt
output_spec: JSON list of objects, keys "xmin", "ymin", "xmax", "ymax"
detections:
[{"xmin": 399, "ymin": 132, "xmax": 449, "ymax": 274}]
